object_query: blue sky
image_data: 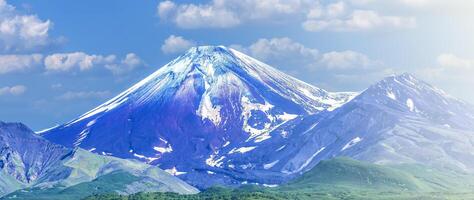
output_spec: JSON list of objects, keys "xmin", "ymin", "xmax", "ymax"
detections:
[{"xmin": 1, "ymin": 0, "xmax": 474, "ymax": 130}]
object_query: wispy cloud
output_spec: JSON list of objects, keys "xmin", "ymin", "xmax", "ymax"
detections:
[
  {"xmin": 0, "ymin": 85, "xmax": 27, "ymax": 96},
  {"xmin": 56, "ymin": 90, "xmax": 111, "ymax": 100}
]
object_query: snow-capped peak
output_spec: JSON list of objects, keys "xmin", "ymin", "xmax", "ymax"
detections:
[{"xmin": 57, "ymin": 46, "xmax": 356, "ymax": 128}]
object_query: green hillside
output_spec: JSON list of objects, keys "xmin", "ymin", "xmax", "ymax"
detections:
[{"xmin": 83, "ymin": 157, "xmax": 474, "ymax": 200}]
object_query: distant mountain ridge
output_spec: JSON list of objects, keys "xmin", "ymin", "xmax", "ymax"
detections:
[
  {"xmin": 39, "ymin": 46, "xmax": 474, "ymax": 188},
  {"xmin": 0, "ymin": 121, "xmax": 198, "ymax": 199}
]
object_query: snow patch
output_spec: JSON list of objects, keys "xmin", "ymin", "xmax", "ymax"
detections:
[
  {"xmin": 133, "ymin": 153, "xmax": 159, "ymax": 163},
  {"xmin": 263, "ymin": 184, "xmax": 279, "ymax": 188},
  {"xmin": 206, "ymin": 154, "xmax": 225, "ymax": 167},
  {"xmin": 206, "ymin": 170, "xmax": 216, "ymax": 175},
  {"xmin": 73, "ymin": 129, "xmax": 89, "ymax": 148},
  {"xmin": 302, "ymin": 122, "xmax": 319, "ymax": 135},
  {"xmin": 263, "ymin": 160, "xmax": 279, "ymax": 169},
  {"xmin": 406, "ymin": 98, "xmax": 415, "ymax": 112},
  {"xmin": 387, "ymin": 91, "xmax": 397, "ymax": 100},
  {"xmin": 229, "ymin": 146, "xmax": 256, "ymax": 154},
  {"xmin": 240, "ymin": 163, "xmax": 253, "ymax": 169},
  {"xmin": 285, "ymin": 147, "xmax": 325, "ymax": 174},
  {"xmin": 341, "ymin": 137, "xmax": 362, "ymax": 151},
  {"xmin": 277, "ymin": 112, "xmax": 298, "ymax": 121},
  {"xmin": 165, "ymin": 167, "xmax": 187, "ymax": 176},
  {"xmin": 276, "ymin": 145, "xmax": 286, "ymax": 151},
  {"xmin": 153, "ymin": 145, "xmax": 173, "ymax": 154},
  {"xmin": 36, "ymin": 125, "xmax": 59, "ymax": 134},
  {"xmin": 222, "ymin": 141, "xmax": 230, "ymax": 147},
  {"xmin": 241, "ymin": 96, "xmax": 275, "ymax": 142},
  {"xmin": 197, "ymin": 92, "xmax": 222, "ymax": 126}
]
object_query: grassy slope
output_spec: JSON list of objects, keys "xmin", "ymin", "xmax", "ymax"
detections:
[
  {"xmin": 2, "ymin": 171, "xmax": 141, "ymax": 200},
  {"xmin": 83, "ymin": 158, "xmax": 474, "ymax": 200},
  {"xmin": 1, "ymin": 149, "xmax": 198, "ymax": 200}
]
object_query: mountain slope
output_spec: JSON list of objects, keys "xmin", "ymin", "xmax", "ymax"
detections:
[
  {"xmin": 0, "ymin": 121, "xmax": 198, "ymax": 199},
  {"xmin": 263, "ymin": 74, "xmax": 474, "ymax": 175},
  {"xmin": 40, "ymin": 46, "xmax": 355, "ymax": 187}
]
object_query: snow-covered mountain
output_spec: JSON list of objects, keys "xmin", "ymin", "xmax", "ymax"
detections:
[
  {"xmin": 0, "ymin": 121, "xmax": 198, "ymax": 197},
  {"xmin": 259, "ymin": 73, "xmax": 474, "ymax": 176},
  {"xmin": 40, "ymin": 46, "xmax": 356, "ymax": 187},
  {"xmin": 40, "ymin": 46, "xmax": 474, "ymax": 188}
]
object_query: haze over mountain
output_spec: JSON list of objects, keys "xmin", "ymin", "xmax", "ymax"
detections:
[{"xmin": 40, "ymin": 46, "xmax": 474, "ymax": 188}]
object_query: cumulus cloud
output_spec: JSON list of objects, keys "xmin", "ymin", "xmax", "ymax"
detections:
[
  {"xmin": 105, "ymin": 53, "xmax": 143, "ymax": 75},
  {"xmin": 44, "ymin": 52, "xmax": 143, "ymax": 74},
  {"xmin": 157, "ymin": 0, "xmax": 317, "ymax": 29},
  {"xmin": 157, "ymin": 0, "xmax": 415, "ymax": 32},
  {"xmin": 56, "ymin": 90, "xmax": 111, "ymax": 100},
  {"xmin": 0, "ymin": 0, "xmax": 57, "ymax": 52},
  {"xmin": 161, "ymin": 35, "xmax": 196, "ymax": 54},
  {"xmin": 0, "ymin": 54, "xmax": 42, "ymax": 74},
  {"xmin": 44, "ymin": 52, "xmax": 115, "ymax": 72},
  {"xmin": 0, "ymin": 85, "xmax": 26, "ymax": 96}
]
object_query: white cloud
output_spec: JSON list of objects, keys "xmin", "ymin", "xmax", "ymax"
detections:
[
  {"xmin": 161, "ymin": 35, "xmax": 196, "ymax": 54},
  {"xmin": 319, "ymin": 50, "xmax": 377, "ymax": 69},
  {"xmin": 57, "ymin": 90, "xmax": 111, "ymax": 100},
  {"xmin": 157, "ymin": 0, "xmax": 415, "ymax": 32},
  {"xmin": 398, "ymin": 0, "xmax": 430, "ymax": 7},
  {"xmin": 231, "ymin": 37, "xmax": 388, "ymax": 90},
  {"xmin": 0, "ymin": 85, "xmax": 26, "ymax": 96},
  {"xmin": 419, "ymin": 54, "xmax": 474, "ymax": 79},
  {"xmin": 105, "ymin": 53, "xmax": 143, "ymax": 75},
  {"xmin": 353, "ymin": 0, "xmax": 474, "ymax": 15},
  {"xmin": 157, "ymin": 0, "xmax": 318, "ymax": 29},
  {"xmin": 234, "ymin": 37, "xmax": 379, "ymax": 71},
  {"xmin": 437, "ymin": 54, "xmax": 473, "ymax": 69},
  {"xmin": 157, "ymin": 1, "xmax": 176, "ymax": 20},
  {"xmin": 239, "ymin": 37, "xmax": 319, "ymax": 70},
  {"xmin": 303, "ymin": 8, "xmax": 416, "ymax": 32},
  {"xmin": 44, "ymin": 52, "xmax": 143, "ymax": 74},
  {"xmin": 44, "ymin": 52, "xmax": 115, "ymax": 72},
  {"xmin": 0, "ymin": 0, "xmax": 56, "ymax": 52},
  {"xmin": 0, "ymin": 54, "xmax": 42, "ymax": 74},
  {"xmin": 416, "ymin": 53, "xmax": 474, "ymax": 102}
]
